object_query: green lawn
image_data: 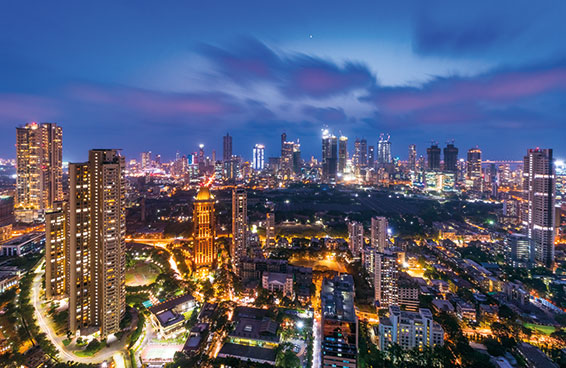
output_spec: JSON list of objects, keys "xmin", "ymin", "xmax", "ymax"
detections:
[
  {"xmin": 125, "ymin": 261, "xmax": 162, "ymax": 286},
  {"xmin": 523, "ymin": 322, "xmax": 556, "ymax": 335}
]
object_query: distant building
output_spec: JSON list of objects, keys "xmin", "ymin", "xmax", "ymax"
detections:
[
  {"xmin": 338, "ymin": 136, "xmax": 348, "ymax": 174},
  {"xmin": 252, "ymin": 144, "xmax": 265, "ymax": 171},
  {"xmin": 408, "ymin": 144, "xmax": 417, "ymax": 172},
  {"xmin": 232, "ymin": 188, "xmax": 247, "ymax": 272},
  {"xmin": 348, "ymin": 221, "xmax": 364, "ymax": 258},
  {"xmin": 378, "ymin": 305, "xmax": 444, "ymax": 351},
  {"xmin": 321, "ymin": 274, "xmax": 357, "ymax": 368},
  {"xmin": 322, "ymin": 129, "xmax": 338, "ymax": 183},
  {"xmin": 368, "ymin": 145, "xmax": 375, "ymax": 167},
  {"xmin": 377, "ymin": 133, "xmax": 392, "ymax": 165},
  {"xmin": 522, "ymin": 148, "xmax": 555, "ymax": 267},
  {"xmin": 223, "ymin": 133, "xmax": 232, "ymax": 162},
  {"xmin": 375, "ymin": 252, "xmax": 399, "ymax": 308},
  {"xmin": 360, "ymin": 138, "xmax": 368, "ymax": 166},
  {"xmin": 370, "ymin": 216, "xmax": 388, "ymax": 252},
  {"xmin": 427, "ymin": 143, "xmax": 441, "ymax": 171},
  {"xmin": 443, "ymin": 142, "xmax": 458, "ymax": 172},
  {"xmin": 265, "ymin": 212, "xmax": 275, "ymax": 248}
]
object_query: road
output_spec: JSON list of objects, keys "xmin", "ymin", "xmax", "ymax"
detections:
[
  {"xmin": 31, "ymin": 260, "xmax": 129, "ymax": 364},
  {"xmin": 312, "ymin": 316, "xmax": 321, "ymax": 368}
]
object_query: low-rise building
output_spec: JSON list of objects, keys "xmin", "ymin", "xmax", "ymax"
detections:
[
  {"xmin": 0, "ymin": 232, "xmax": 44, "ymax": 257},
  {"xmin": 262, "ymin": 272, "xmax": 294, "ymax": 299},
  {"xmin": 148, "ymin": 294, "xmax": 196, "ymax": 338},
  {"xmin": 432, "ymin": 299, "xmax": 454, "ymax": 314},
  {"xmin": 378, "ymin": 305, "xmax": 444, "ymax": 351},
  {"xmin": 456, "ymin": 301, "xmax": 476, "ymax": 322}
]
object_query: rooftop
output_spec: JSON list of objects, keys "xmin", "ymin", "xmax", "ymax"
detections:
[{"xmin": 218, "ymin": 343, "xmax": 277, "ymax": 364}]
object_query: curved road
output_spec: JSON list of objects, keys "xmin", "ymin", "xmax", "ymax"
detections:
[{"xmin": 31, "ymin": 261, "xmax": 129, "ymax": 364}]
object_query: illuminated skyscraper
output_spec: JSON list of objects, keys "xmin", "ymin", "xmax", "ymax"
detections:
[
  {"xmin": 466, "ymin": 147, "xmax": 482, "ymax": 179},
  {"xmin": 292, "ymin": 142, "xmax": 302, "ymax": 175},
  {"xmin": 232, "ymin": 187, "xmax": 247, "ymax": 272},
  {"xmin": 443, "ymin": 142, "xmax": 458, "ymax": 172},
  {"xmin": 374, "ymin": 252, "xmax": 399, "ymax": 309},
  {"xmin": 68, "ymin": 149, "xmax": 126, "ymax": 338},
  {"xmin": 265, "ymin": 211, "xmax": 275, "ymax": 248},
  {"xmin": 377, "ymin": 133, "xmax": 392, "ymax": 165},
  {"xmin": 338, "ymin": 136, "xmax": 348, "ymax": 174},
  {"xmin": 353, "ymin": 138, "xmax": 361, "ymax": 167},
  {"xmin": 427, "ymin": 143, "xmax": 441, "ymax": 171},
  {"xmin": 280, "ymin": 133, "xmax": 294, "ymax": 173},
  {"xmin": 45, "ymin": 201, "xmax": 66, "ymax": 300},
  {"xmin": 15, "ymin": 122, "xmax": 63, "ymax": 222},
  {"xmin": 141, "ymin": 151, "xmax": 151, "ymax": 169},
  {"xmin": 348, "ymin": 221, "xmax": 364, "ymax": 258},
  {"xmin": 252, "ymin": 144, "xmax": 265, "ymax": 171},
  {"xmin": 371, "ymin": 216, "xmax": 388, "ymax": 252},
  {"xmin": 522, "ymin": 148, "xmax": 555, "ymax": 267},
  {"xmin": 223, "ymin": 133, "xmax": 232, "ymax": 161},
  {"xmin": 368, "ymin": 145, "xmax": 375, "ymax": 167},
  {"xmin": 408, "ymin": 144, "xmax": 417, "ymax": 171},
  {"xmin": 194, "ymin": 185, "xmax": 216, "ymax": 267},
  {"xmin": 322, "ymin": 129, "xmax": 338, "ymax": 183}
]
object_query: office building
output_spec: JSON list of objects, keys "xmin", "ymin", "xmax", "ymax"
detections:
[
  {"xmin": 360, "ymin": 139, "xmax": 368, "ymax": 166},
  {"xmin": 322, "ymin": 129, "xmax": 338, "ymax": 183},
  {"xmin": 141, "ymin": 151, "xmax": 151, "ymax": 169},
  {"xmin": 223, "ymin": 133, "xmax": 232, "ymax": 161},
  {"xmin": 408, "ymin": 144, "xmax": 417, "ymax": 172},
  {"xmin": 338, "ymin": 136, "xmax": 348, "ymax": 174},
  {"xmin": 252, "ymin": 144, "xmax": 265, "ymax": 171},
  {"xmin": 45, "ymin": 202, "xmax": 66, "ymax": 300},
  {"xmin": 292, "ymin": 142, "xmax": 302, "ymax": 175},
  {"xmin": 522, "ymin": 148, "xmax": 555, "ymax": 267},
  {"xmin": 368, "ymin": 145, "xmax": 375, "ymax": 167},
  {"xmin": 378, "ymin": 306, "xmax": 444, "ymax": 351},
  {"xmin": 426, "ymin": 143, "xmax": 441, "ymax": 171},
  {"xmin": 353, "ymin": 138, "xmax": 361, "ymax": 167},
  {"xmin": 377, "ymin": 133, "xmax": 392, "ymax": 165},
  {"xmin": 232, "ymin": 188, "xmax": 247, "ymax": 272},
  {"xmin": 348, "ymin": 221, "xmax": 364, "ymax": 258},
  {"xmin": 194, "ymin": 185, "xmax": 216, "ymax": 267},
  {"xmin": 443, "ymin": 142, "xmax": 458, "ymax": 172},
  {"xmin": 505, "ymin": 233, "xmax": 532, "ymax": 268},
  {"xmin": 321, "ymin": 274, "xmax": 357, "ymax": 368},
  {"xmin": 265, "ymin": 212, "xmax": 275, "ymax": 248},
  {"xmin": 370, "ymin": 216, "xmax": 388, "ymax": 252},
  {"xmin": 467, "ymin": 147, "xmax": 482, "ymax": 179},
  {"xmin": 15, "ymin": 122, "xmax": 63, "ymax": 222},
  {"xmin": 68, "ymin": 149, "xmax": 126, "ymax": 338},
  {"xmin": 374, "ymin": 252, "xmax": 399, "ymax": 308}
]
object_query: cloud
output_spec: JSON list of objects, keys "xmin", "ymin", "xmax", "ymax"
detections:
[
  {"xmin": 0, "ymin": 94, "xmax": 59, "ymax": 121},
  {"xmin": 199, "ymin": 38, "xmax": 376, "ymax": 99},
  {"xmin": 302, "ymin": 105, "xmax": 347, "ymax": 123}
]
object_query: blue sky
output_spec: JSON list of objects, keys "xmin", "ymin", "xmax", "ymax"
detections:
[{"xmin": 1, "ymin": 0, "xmax": 565, "ymax": 162}]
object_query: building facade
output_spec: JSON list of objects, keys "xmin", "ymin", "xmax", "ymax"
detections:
[
  {"xmin": 194, "ymin": 186, "xmax": 216, "ymax": 267},
  {"xmin": 232, "ymin": 187, "xmax": 247, "ymax": 272}
]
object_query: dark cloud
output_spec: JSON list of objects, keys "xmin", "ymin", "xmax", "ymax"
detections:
[
  {"xmin": 302, "ymin": 105, "xmax": 347, "ymax": 123},
  {"xmin": 200, "ymin": 38, "xmax": 376, "ymax": 99}
]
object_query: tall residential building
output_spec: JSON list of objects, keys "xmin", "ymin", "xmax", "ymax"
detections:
[
  {"xmin": 265, "ymin": 212, "xmax": 275, "ymax": 247},
  {"xmin": 443, "ymin": 142, "xmax": 458, "ymax": 172},
  {"xmin": 194, "ymin": 185, "xmax": 216, "ymax": 267},
  {"xmin": 377, "ymin": 133, "xmax": 392, "ymax": 165},
  {"xmin": 370, "ymin": 216, "xmax": 388, "ymax": 252},
  {"xmin": 522, "ymin": 148, "xmax": 555, "ymax": 267},
  {"xmin": 223, "ymin": 133, "xmax": 232, "ymax": 161},
  {"xmin": 232, "ymin": 188, "xmax": 247, "ymax": 271},
  {"xmin": 505, "ymin": 233, "xmax": 532, "ymax": 268},
  {"xmin": 338, "ymin": 136, "xmax": 348, "ymax": 174},
  {"xmin": 322, "ymin": 129, "xmax": 338, "ymax": 183},
  {"xmin": 426, "ymin": 143, "xmax": 441, "ymax": 171},
  {"xmin": 292, "ymin": 142, "xmax": 302, "ymax": 175},
  {"xmin": 68, "ymin": 149, "xmax": 126, "ymax": 338},
  {"xmin": 360, "ymin": 139, "xmax": 368, "ymax": 166},
  {"xmin": 378, "ymin": 306, "xmax": 444, "ymax": 351},
  {"xmin": 252, "ymin": 144, "xmax": 265, "ymax": 171},
  {"xmin": 353, "ymin": 138, "xmax": 361, "ymax": 167},
  {"xmin": 45, "ymin": 202, "xmax": 66, "ymax": 300},
  {"xmin": 467, "ymin": 147, "xmax": 482, "ymax": 179},
  {"xmin": 15, "ymin": 122, "xmax": 63, "ymax": 222},
  {"xmin": 141, "ymin": 151, "xmax": 151, "ymax": 169},
  {"xmin": 408, "ymin": 144, "xmax": 417, "ymax": 171},
  {"xmin": 374, "ymin": 252, "xmax": 399, "ymax": 308},
  {"xmin": 368, "ymin": 146, "xmax": 375, "ymax": 167},
  {"xmin": 280, "ymin": 133, "xmax": 295, "ymax": 173},
  {"xmin": 348, "ymin": 221, "xmax": 364, "ymax": 258},
  {"xmin": 321, "ymin": 274, "xmax": 358, "ymax": 368}
]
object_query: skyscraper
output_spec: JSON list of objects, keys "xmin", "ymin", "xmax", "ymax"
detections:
[
  {"xmin": 280, "ymin": 133, "xmax": 294, "ymax": 173},
  {"xmin": 443, "ymin": 142, "xmax": 458, "ymax": 172},
  {"xmin": 265, "ymin": 212, "xmax": 275, "ymax": 248},
  {"xmin": 45, "ymin": 202, "xmax": 66, "ymax": 300},
  {"xmin": 426, "ymin": 143, "xmax": 441, "ymax": 171},
  {"xmin": 15, "ymin": 122, "xmax": 63, "ymax": 222},
  {"xmin": 368, "ymin": 145, "xmax": 375, "ymax": 167},
  {"xmin": 466, "ymin": 147, "xmax": 482, "ymax": 179},
  {"xmin": 371, "ymin": 216, "xmax": 388, "ymax": 252},
  {"xmin": 353, "ymin": 138, "xmax": 361, "ymax": 167},
  {"xmin": 292, "ymin": 142, "xmax": 302, "ymax": 175},
  {"xmin": 141, "ymin": 151, "xmax": 151, "ymax": 169},
  {"xmin": 523, "ymin": 148, "xmax": 555, "ymax": 267},
  {"xmin": 252, "ymin": 144, "xmax": 265, "ymax": 171},
  {"xmin": 322, "ymin": 129, "xmax": 338, "ymax": 183},
  {"xmin": 375, "ymin": 252, "xmax": 399, "ymax": 309},
  {"xmin": 408, "ymin": 144, "xmax": 417, "ymax": 171},
  {"xmin": 360, "ymin": 138, "xmax": 368, "ymax": 166},
  {"xmin": 232, "ymin": 187, "xmax": 247, "ymax": 272},
  {"xmin": 377, "ymin": 133, "xmax": 392, "ymax": 165},
  {"xmin": 194, "ymin": 185, "xmax": 216, "ymax": 267},
  {"xmin": 68, "ymin": 149, "xmax": 126, "ymax": 338},
  {"xmin": 321, "ymin": 274, "xmax": 358, "ymax": 368},
  {"xmin": 348, "ymin": 221, "xmax": 364, "ymax": 258},
  {"xmin": 223, "ymin": 133, "xmax": 232, "ymax": 161},
  {"xmin": 338, "ymin": 136, "xmax": 348, "ymax": 174}
]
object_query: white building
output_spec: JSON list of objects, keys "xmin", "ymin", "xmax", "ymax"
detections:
[{"xmin": 348, "ymin": 221, "xmax": 364, "ymax": 258}]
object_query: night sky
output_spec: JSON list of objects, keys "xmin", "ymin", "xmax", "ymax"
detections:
[{"xmin": 1, "ymin": 1, "xmax": 566, "ymax": 162}]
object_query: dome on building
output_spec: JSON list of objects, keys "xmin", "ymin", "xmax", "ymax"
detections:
[{"xmin": 196, "ymin": 186, "xmax": 211, "ymax": 200}]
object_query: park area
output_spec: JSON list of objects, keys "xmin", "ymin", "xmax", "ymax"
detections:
[{"xmin": 126, "ymin": 260, "xmax": 162, "ymax": 287}]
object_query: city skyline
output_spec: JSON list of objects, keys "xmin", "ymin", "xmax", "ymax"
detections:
[{"xmin": 1, "ymin": 1, "xmax": 566, "ymax": 161}]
